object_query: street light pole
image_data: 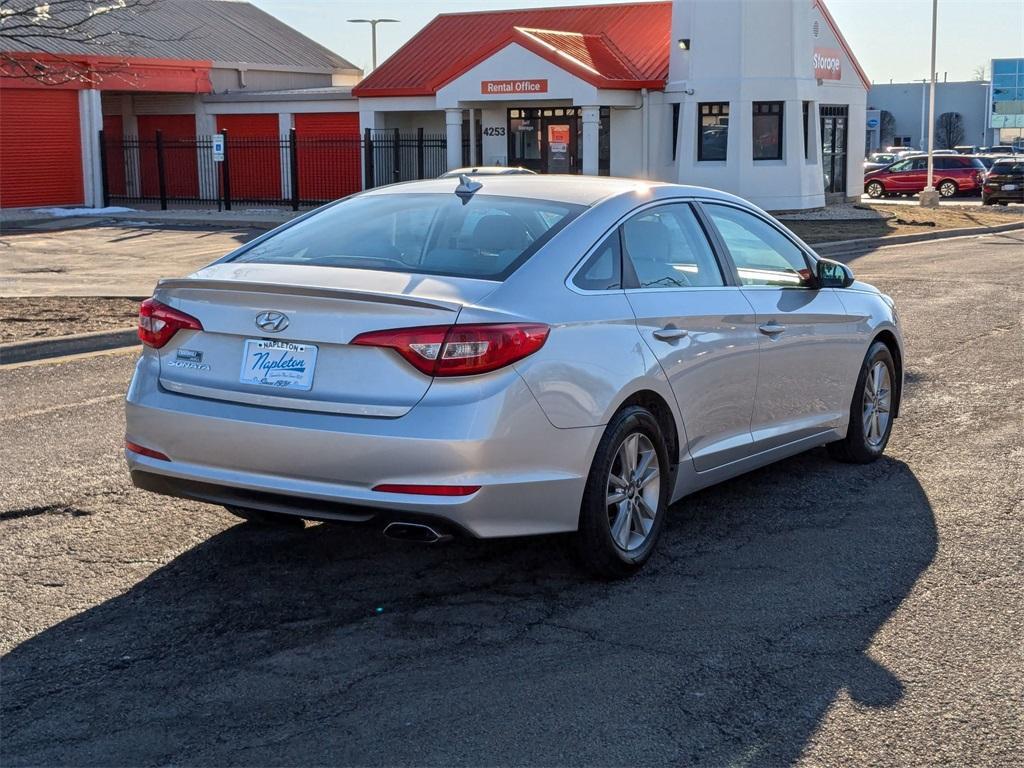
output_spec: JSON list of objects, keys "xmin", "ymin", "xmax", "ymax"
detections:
[
  {"xmin": 920, "ymin": 0, "xmax": 940, "ymax": 206},
  {"xmin": 347, "ymin": 18, "xmax": 399, "ymax": 72}
]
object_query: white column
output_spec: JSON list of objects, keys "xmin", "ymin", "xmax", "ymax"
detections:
[
  {"xmin": 278, "ymin": 112, "xmax": 293, "ymax": 199},
  {"xmin": 78, "ymin": 89, "xmax": 104, "ymax": 207},
  {"xmin": 468, "ymin": 108, "xmax": 477, "ymax": 166},
  {"xmin": 581, "ymin": 106, "xmax": 600, "ymax": 176},
  {"xmin": 194, "ymin": 97, "xmax": 218, "ymax": 201},
  {"xmin": 445, "ymin": 108, "xmax": 463, "ymax": 171},
  {"xmin": 121, "ymin": 95, "xmax": 141, "ymax": 199}
]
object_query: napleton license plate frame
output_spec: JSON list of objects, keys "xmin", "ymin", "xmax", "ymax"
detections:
[{"xmin": 239, "ymin": 338, "xmax": 318, "ymax": 392}]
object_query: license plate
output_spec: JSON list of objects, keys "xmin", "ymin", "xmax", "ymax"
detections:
[
  {"xmin": 240, "ymin": 339, "xmax": 317, "ymax": 391},
  {"xmin": 1003, "ymin": 184, "xmax": 1018, "ymax": 191}
]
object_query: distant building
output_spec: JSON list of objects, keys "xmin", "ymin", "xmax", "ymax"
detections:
[{"xmin": 867, "ymin": 58, "xmax": 1024, "ymax": 153}]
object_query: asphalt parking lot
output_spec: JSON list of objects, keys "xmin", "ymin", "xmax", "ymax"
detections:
[{"xmin": 2, "ymin": 231, "xmax": 1022, "ymax": 767}]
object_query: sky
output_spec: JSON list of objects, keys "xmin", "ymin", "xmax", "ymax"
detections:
[{"xmin": 251, "ymin": 0, "xmax": 1023, "ymax": 85}]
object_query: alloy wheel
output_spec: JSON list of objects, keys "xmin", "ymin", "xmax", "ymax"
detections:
[
  {"xmin": 867, "ymin": 182, "xmax": 884, "ymax": 199},
  {"xmin": 939, "ymin": 181, "xmax": 957, "ymax": 197},
  {"xmin": 862, "ymin": 361, "xmax": 892, "ymax": 447},
  {"xmin": 606, "ymin": 432, "xmax": 661, "ymax": 551}
]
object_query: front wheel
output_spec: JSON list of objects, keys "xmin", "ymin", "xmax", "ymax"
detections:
[
  {"xmin": 938, "ymin": 180, "xmax": 958, "ymax": 198},
  {"xmin": 866, "ymin": 181, "xmax": 885, "ymax": 199},
  {"xmin": 575, "ymin": 406, "xmax": 671, "ymax": 578},
  {"xmin": 828, "ymin": 341, "xmax": 896, "ymax": 464}
]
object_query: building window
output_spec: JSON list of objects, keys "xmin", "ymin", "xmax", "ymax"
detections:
[
  {"xmin": 753, "ymin": 101, "xmax": 784, "ymax": 160},
  {"xmin": 803, "ymin": 101, "xmax": 811, "ymax": 158},
  {"xmin": 698, "ymin": 102, "xmax": 729, "ymax": 161},
  {"xmin": 671, "ymin": 103, "xmax": 680, "ymax": 161}
]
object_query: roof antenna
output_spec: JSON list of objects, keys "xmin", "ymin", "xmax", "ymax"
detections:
[{"xmin": 455, "ymin": 173, "xmax": 482, "ymax": 201}]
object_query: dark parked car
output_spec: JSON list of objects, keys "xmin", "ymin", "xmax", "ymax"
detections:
[
  {"xmin": 982, "ymin": 158, "xmax": 1024, "ymax": 205},
  {"xmin": 864, "ymin": 152, "xmax": 899, "ymax": 172},
  {"xmin": 864, "ymin": 155, "xmax": 986, "ymax": 198}
]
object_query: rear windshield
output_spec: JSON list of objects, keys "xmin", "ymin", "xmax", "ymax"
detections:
[
  {"xmin": 230, "ymin": 193, "xmax": 583, "ymax": 281},
  {"xmin": 992, "ymin": 160, "xmax": 1024, "ymax": 173}
]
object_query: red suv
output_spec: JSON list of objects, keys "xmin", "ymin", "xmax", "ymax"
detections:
[{"xmin": 864, "ymin": 155, "xmax": 986, "ymax": 199}]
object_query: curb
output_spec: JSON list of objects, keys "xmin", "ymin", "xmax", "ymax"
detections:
[
  {"xmin": 0, "ymin": 329, "xmax": 138, "ymax": 366},
  {"xmin": 814, "ymin": 221, "xmax": 1024, "ymax": 255}
]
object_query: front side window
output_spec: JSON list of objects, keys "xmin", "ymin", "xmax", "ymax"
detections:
[
  {"xmin": 621, "ymin": 204, "xmax": 724, "ymax": 289},
  {"xmin": 704, "ymin": 204, "xmax": 812, "ymax": 288},
  {"xmin": 698, "ymin": 102, "xmax": 729, "ymax": 161},
  {"xmin": 232, "ymin": 193, "xmax": 582, "ymax": 281},
  {"xmin": 753, "ymin": 102, "xmax": 784, "ymax": 160},
  {"xmin": 888, "ymin": 159, "xmax": 912, "ymax": 172}
]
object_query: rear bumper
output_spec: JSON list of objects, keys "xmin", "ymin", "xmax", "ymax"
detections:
[{"xmin": 125, "ymin": 354, "xmax": 602, "ymax": 538}]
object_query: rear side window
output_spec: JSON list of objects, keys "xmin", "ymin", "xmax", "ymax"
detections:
[
  {"xmin": 621, "ymin": 203, "xmax": 724, "ymax": 289},
  {"xmin": 231, "ymin": 193, "xmax": 583, "ymax": 281}
]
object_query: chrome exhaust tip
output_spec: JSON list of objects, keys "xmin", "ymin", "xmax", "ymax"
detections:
[{"xmin": 382, "ymin": 521, "xmax": 451, "ymax": 544}]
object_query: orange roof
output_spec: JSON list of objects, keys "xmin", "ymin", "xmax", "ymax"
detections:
[{"xmin": 353, "ymin": 2, "xmax": 671, "ymax": 97}]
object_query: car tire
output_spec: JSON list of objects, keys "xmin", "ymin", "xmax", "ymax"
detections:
[
  {"xmin": 938, "ymin": 180, "xmax": 958, "ymax": 198},
  {"xmin": 866, "ymin": 181, "xmax": 885, "ymax": 199},
  {"xmin": 575, "ymin": 405, "xmax": 671, "ymax": 579},
  {"xmin": 828, "ymin": 341, "xmax": 896, "ymax": 464},
  {"xmin": 225, "ymin": 505, "xmax": 305, "ymax": 528},
  {"xmin": 982, "ymin": 196, "xmax": 994, "ymax": 206}
]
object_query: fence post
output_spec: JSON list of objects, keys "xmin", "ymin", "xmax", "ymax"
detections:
[
  {"xmin": 392, "ymin": 127, "xmax": 401, "ymax": 183},
  {"xmin": 98, "ymin": 129, "xmax": 110, "ymax": 208},
  {"xmin": 363, "ymin": 128, "xmax": 374, "ymax": 189},
  {"xmin": 416, "ymin": 127, "xmax": 425, "ymax": 180},
  {"xmin": 221, "ymin": 130, "xmax": 232, "ymax": 211},
  {"xmin": 155, "ymin": 130, "xmax": 168, "ymax": 211},
  {"xmin": 289, "ymin": 128, "xmax": 300, "ymax": 211}
]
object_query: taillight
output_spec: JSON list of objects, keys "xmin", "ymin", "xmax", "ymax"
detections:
[
  {"xmin": 138, "ymin": 298, "xmax": 202, "ymax": 349},
  {"xmin": 351, "ymin": 323, "xmax": 549, "ymax": 377}
]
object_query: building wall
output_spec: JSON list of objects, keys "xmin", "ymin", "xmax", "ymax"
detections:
[
  {"xmin": 209, "ymin": 67, "xmax": 334, "ymax": 94},
  {"xmin": 867, "ymin": 81, "xmax": 991, "ymax": 150}
]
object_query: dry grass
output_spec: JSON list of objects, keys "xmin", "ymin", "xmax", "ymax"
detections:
[
  {"xmin": 0, "ymin": 297, "xmax": 139, "ymax": 343},
  {"xmin": 788, "ymin": 204, "xmax": 1023, "ymax": 244}
]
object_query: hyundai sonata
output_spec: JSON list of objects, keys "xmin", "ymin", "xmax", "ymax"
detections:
[{"xmin": 126, "ymin": 176, "xmax": 903, "ymax": 577}]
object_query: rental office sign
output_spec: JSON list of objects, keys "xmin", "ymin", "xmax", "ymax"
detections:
[{"xmin": 481, "ymin": 79, "xmax": 549, "ymax": 95}]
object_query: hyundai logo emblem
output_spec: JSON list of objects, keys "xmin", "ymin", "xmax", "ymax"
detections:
[{"xmin": 255, "ymin": 311, "xmax": 289, "ymax": 333}]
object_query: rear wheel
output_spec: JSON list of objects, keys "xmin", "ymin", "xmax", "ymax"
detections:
[
  {"xmin": 866, "ymin": 181, "xmax": 885, "ymax": 199},
  {"xmin": 828, "ymin": 341, "xmax": 896, "ymax": 464},
  {"xmin": 938, "ymin": 180, "xmax": 958, "ymax": 198},
  {"xmin": 225, "ymin": 505, "xmax": 305, "ymax": 528},
  {"xmin": 575, "ymin": 406, "xmax": 670, "ymax": 578}
]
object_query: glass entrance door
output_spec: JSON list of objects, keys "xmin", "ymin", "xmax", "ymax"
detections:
[
  {"xmin": 508, "ymin": 107, "xmax": 607, "ymax": 174},
  {"xmin": 821, "ymin": 105, "xmax": 849, "ymax": 200}
]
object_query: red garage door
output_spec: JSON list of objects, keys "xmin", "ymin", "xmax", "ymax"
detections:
[
  {"xmin": 137, "ymin": 114, "xmax": 198, "ymax": 199},
  {"xmin": 0, "ymin": 89, "xmax": 83, "ymax": 208},
  {"xmin": 217, "ymin": 114, "xmax": 280, "ymax": 202},
  {"xmin": 294, "ymin": 112, "xmax": 361, "ymax": 202}
]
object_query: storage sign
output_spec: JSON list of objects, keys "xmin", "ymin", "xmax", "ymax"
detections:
[
  {"xmin": 813, "ymin": 48, "xmax": 842, "ymax": 80},
  {"xmin": 481, "ymin": 79, "xmax": 548, "ymax": 95},
  {"xmin": 212, "ymin": 133, "xmax": 225, "ymax": 162}
]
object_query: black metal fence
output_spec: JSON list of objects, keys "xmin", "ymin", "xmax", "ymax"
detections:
[{"xmin": 100, "ymin": 128, "xmax": 448, "ymax": 210}]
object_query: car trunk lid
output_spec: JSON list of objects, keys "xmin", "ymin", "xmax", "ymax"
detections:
[{"xmin": 152, "ymin": 263, "xmax": 498, "ymax": 417}]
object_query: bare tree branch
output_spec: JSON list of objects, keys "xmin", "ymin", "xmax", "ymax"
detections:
[{"xmin": 0, "ymin": 0, "xmax": 199, "ymax": 85}]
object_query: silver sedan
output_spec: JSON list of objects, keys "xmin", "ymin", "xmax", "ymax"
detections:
[{"xmin": 126, "ymin": 176, "xmax": 903, "ymax": 577}]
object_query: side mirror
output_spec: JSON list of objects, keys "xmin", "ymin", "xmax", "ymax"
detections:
[{"xmin": 816, "ymin": 258, "xmax": 855, "ymax": 288}]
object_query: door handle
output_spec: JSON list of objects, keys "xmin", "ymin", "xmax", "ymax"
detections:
[
  {"xmin": 758, "ymin": 322, "xmax": 787, "ymax": 336},
  {"xmin": 653, "ymin": 327, "xmax": 690, "ymax": 341}
]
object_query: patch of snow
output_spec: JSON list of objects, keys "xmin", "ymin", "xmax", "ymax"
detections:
[{"xmin": 32, "ymin": 206, "xmax": 137, "ymax": 217}]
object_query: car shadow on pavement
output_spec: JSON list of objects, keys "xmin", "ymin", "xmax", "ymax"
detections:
[{"xmin": 2, "ymin": 450, "xmax": 936, "ymax": 767}]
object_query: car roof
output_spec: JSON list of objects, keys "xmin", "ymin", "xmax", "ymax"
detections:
[
  {"xmin": 444, "ymin": 166, "xmax": 535, "ymax": 175},
  {"xmin": 359, "ymin": 174, "xmax": 749, "ymax": 207}
]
